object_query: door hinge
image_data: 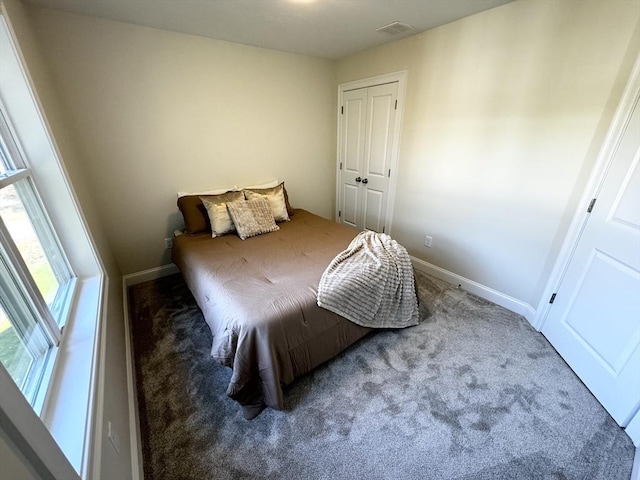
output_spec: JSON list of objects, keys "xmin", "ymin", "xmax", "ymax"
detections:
[
  {"xmin": 394, "ymin": 100, "xmax": 397, "ymax": 110},
  {"xmin": 382, "ymin": 226, "xmax": 385, "ymax": 233},
  {"xmin": 341, "ymin": 106, "xmax": 344, "ymax": 115},
  {"xmin": 549, "ymin": 293, "xmax": 557, "ymax": 304},
  {"xmin": 340, "ymin": 162, "xmax": 342, "ymax": 170},
  {"xmin": 388, "ymin": 169, "xmax": 391, "ymax": 177},
  {"xmin": 587, "ymin": 198, "xmax": 596, "ymax": 213},
  {"xmin": 338, "ymin": 210, "xmax": 341, "ymax": 217}
]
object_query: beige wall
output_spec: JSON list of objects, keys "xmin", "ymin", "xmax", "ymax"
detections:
[
  {"xmin": 28, "ymin": 7, "xmax": 337, "ymax": 275},
  {"xmin": 22, "ymin": 0, "xmax": 640, "ymax": 306},
  {"xmin": 3, "ymin": 0, "xmax": 637, "ymax": 476},
  {"xmin": 2, "ymin": 0, "xmax": 135, "ymax": 478},
  {"xmin": 337, "ymin": 0, "xmax": 640, "ymax": 306},
  {"xmin": 0, "ymin": 431, "xmax": 40, "ymax": 480},
  {"xmin": 24, "ymin": 0, "xmax": 640, "ymax": 307}
]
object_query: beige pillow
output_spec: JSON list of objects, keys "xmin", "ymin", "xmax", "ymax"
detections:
[
  {"xmin": 243, "ymin": 182, "xmax": 294, "ymax": 217},
  {"xmin": 226, "ymin": 197, "xmax": 279, "ymax": 240},
  {"xmin": 178, "ymin": 190, "xmax": 244, "ymax": 234},
  {"xmin": 243, "ymin": 183, "xmax": 290, "ymax": 222},
  {"xmin": 200, "ymin": 197, "xmax": 236, "ymax": 237}
]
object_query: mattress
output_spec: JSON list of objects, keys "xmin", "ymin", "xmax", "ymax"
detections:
[{"xmin": 171, "ymin": 209, "xmax": 371, "ymax": 419}]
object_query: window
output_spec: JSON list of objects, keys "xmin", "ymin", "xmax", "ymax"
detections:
[
  {"xmin": 0, "ymin": 108, "xmax": 75, "ymax": 407},
  {"xmin": 0, "ymin": 11, "xmax": 107, "ymax": 476}
]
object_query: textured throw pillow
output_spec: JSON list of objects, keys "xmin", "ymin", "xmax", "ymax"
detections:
[
  {"xmin": 178, "ymin": 190, "xmax": 244, "ymax": 234},
  {"xmin": 243, "ymin": 182, "xmax": 294, "ymax": 217},
  {"xmin": 244, "ymin": 184, "xmax": 289, "ymax": 222},
  {"xmin": 226, "ymin": 197, "xmax": 279, "ymax": 240},
  {"xmin": 200, "ymin": 198, "xmax": 236, "ymax": 237}
]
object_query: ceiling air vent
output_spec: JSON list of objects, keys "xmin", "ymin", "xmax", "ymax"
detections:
[{"xmin": 375, "ymin": 21, "xmax": 414, "ymax": 35}]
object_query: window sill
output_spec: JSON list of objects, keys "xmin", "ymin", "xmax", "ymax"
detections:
[{"xmin": 39, "ymin": 273, "xmax": 105, "ymax": 476}]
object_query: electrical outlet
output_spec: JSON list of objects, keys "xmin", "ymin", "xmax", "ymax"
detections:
[
  {"xmin": 164, "ymin": 237, "xmax": 173, "ymax": 249},
  {"xmin": 424, "ymin": 235, "xmax": 433, "ymax": 248},
  {"xmin": 107, "ymin": 421, "xmax": 120, "ymax": 454}
]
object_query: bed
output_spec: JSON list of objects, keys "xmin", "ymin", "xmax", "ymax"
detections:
[{"xmin": 171, "ymin": 206, "xmax": 372, "ymax": 419}]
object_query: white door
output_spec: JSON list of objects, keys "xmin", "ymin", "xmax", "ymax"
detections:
[
  {"xmin": 340, "ymin": 88, "xmax": 367, "ymax": 230},
  {"xmin": 339, "ymin": 82, "xmax": 398, "ymax": 232},
  {"xmin": 542, "ymin": 93, "xmax": 640, "ymax": 426}
]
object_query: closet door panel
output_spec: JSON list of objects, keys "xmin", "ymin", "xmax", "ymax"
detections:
[{"xmin": 338, "ymin": 81, "xmax": 398, "ymax": 232}]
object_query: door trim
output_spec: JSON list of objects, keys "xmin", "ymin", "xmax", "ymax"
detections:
[
  {"xmin": 336, "ymin": 71, "xmax": 407, "ymax": 233},
  {"xmin": 533, "ymin": 54, "xmax": 640, "ymax": 332}
]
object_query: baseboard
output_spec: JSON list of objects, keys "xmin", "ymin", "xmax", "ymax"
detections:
[
  {"xmin": 410, "ymin": 256, "xmax": 536, "ymax": 325},
  {"xmin": 122, "ymin": 278, "xmax": 153, "ymax": 480},
  {"xmin": 121, "ymin": 281, "xmax": 144, "ymax": 480},
  {"xmin": 120, "ymin": 263, "xmax": 180, "ymax": 479},
  {"xmin": 123, "ymin": 264, "xmax": 179, "ymax": 287},
  {"xmin": 627, "ymin": 409, "xmax": 640, "ymax": 447},
  {"xmin": 126, "ymin": 260, "xmax": 537, "ymax": 324}
]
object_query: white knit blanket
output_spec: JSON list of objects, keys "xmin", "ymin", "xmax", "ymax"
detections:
[{"xmin": 317, "ymin": 230, "xmax": 419, "ymax": 329}]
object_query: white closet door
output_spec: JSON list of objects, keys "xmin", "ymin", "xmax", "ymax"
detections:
[
  {"xmin": 339, "ymin": 88, "xmax": 367, "ymax": 229},
  {"xmin": 361, "ymin": 83, "xmax": 397, "ymax": 232},
  {"xmin": 542, "ymin": 94, "xmax": 640, "ymax": 426},
  {"xmin": 339, "ymin": 82, "xmax": 398, "ymax": 232}
]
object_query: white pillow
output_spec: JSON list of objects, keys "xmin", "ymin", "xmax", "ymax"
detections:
[
  {"xmin": 177, "ymin": 179, "xmax": 278, "ymax": 198},
  {"xmin": 242, "ymin": 179, "xmax": 279, "ymax": 190},
  {"xmin": 177, "ymin": 187, "xmax": 230, "ymax": 198}
]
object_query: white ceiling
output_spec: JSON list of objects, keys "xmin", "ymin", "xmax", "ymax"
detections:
[{"xmin": 23, "ymin": 0, "xmax": 514, "ymax": 59}]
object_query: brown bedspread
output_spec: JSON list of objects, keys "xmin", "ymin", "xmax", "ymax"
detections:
[{"xmin": 171, "ymin": 209, "xmax": 371, "ymax": 419}]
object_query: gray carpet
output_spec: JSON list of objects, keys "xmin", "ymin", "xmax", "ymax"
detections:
[{"xmin": 129, "ymin": 270, "xmax": 635, "ymax": 480}]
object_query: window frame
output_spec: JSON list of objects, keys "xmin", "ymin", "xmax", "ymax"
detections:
[
  {"xmin": 0, "ymin": 7, "xmax": 108, "ymax": 479},
  {"xmin": 0, "ymin": 105, "xmax": 76, "ymax": 330},
  {"xmin": 0, "ymin": 103, "xmax": 78, "ymax": 409}
]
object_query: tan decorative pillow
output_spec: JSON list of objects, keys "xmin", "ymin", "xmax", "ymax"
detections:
[
  {"xmin": 244, "ymin": 184, "xmax": 289, "ymax": 222},
  {"xmin": 226, "ymin": 197, "xmax": 279, "ymax": 240},
  {"xmin": 243, "ymin": 182, "xmax": 294, "ymax": 217},
  {"xmin": 178, "ymin": 190, "xmax": 244, "ymax": 234},
  {"xmin": 200, "ymin": 198, "xmax": 236, "ymax": 237}
]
